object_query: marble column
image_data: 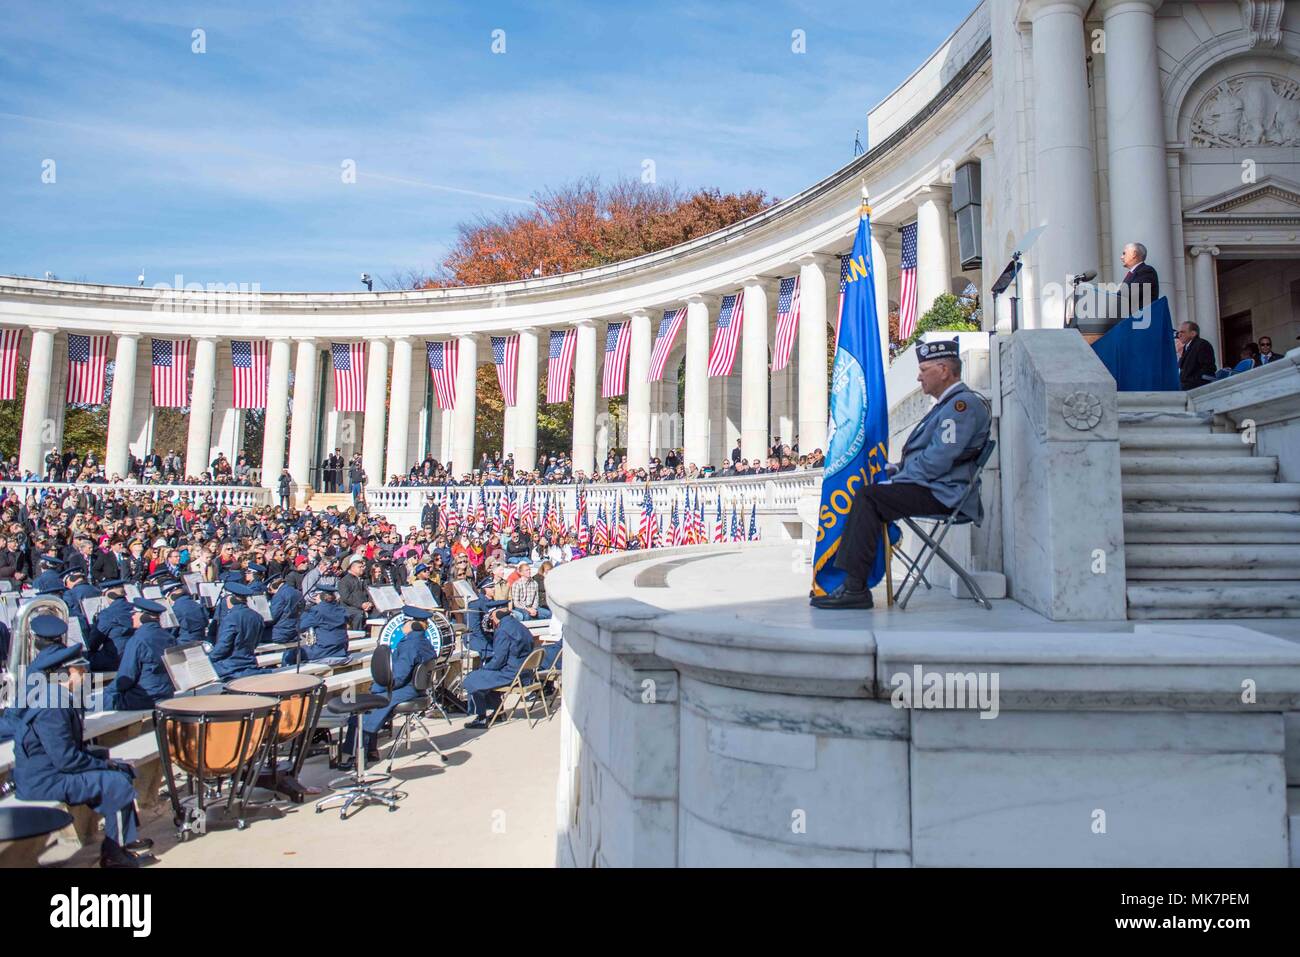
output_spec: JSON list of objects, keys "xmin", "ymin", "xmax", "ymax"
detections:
[
  {"xmin": 105, "ymin": 333, "xmax": 139, "ymax": 480},
  {"xmin": 741, "ymin": 278, "xmax": 773, "ymax": 462},
  {"xmin": 18, "ymin": 327, "xmax": 56, "ymax": 477},
  {"xmin": 683, "ymin": 296, "xmax": 711, "ymax": 468},
  {"xmin": 626, "ymin": 310, "xmax": 652, "ymax": 470},
  {"xmin": 515, "ymin": 329, "xmax": 539, "ymax": 471},
  {"xmin": 451, "ymin": 334, "xmax": 479, "ymax": 476},
  {"xmin": 571, "ymin": 321, "xmax": 597, "ymax": 476},
  {"xmin": 360, "ymin": 338, "xmax": 389, "ymax": 487},
  {"xmin": 184, "ymin": 336, "xmax": 218, "ymax": 478},
  {"xmin": 1189, "ymin": 245, "xmax": 1222, "ymax": 360},
  {"xmin": 870, "ymin": 226, "xmax": 893, "ymax": 368},
  {"xmin": 1027, "ymin": 0, "xmax": 1100, "ymax": 326},
  {"xmin": 595, "ymin": 396, "xmax": 611, "ymax": 471},
  {"xmin": 797, "ymin": 255, "xmax": 830, "ymax": 455},
  {"xmin": 287, "ymin": 339, "xmax": 319, "ymax": 487},
  {"xmin": 1100, "ymin": 0, "xmax": 1173, "ymax": 287},
  {"xmin": 260, "ymin": 337, "xmax": 292, "ymax": 484},
  {"xmin": 914, "ymin": 187, "xmax": 952, "ymax": 320},
  {"xmin": 385, "ymin": 336, "xmax": 414, "ymax": 481}
]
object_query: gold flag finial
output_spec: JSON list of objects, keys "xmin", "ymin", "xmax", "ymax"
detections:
[{"xmin": 859, "ymin": 182, "xmax": 872, "ymax": 217}]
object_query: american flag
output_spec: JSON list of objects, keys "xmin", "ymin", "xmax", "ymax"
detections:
[
  {"xmin": 546, "ymin": 328, "xmax": 577, "ymax": 404},
  {"xmin": 601, "ymin": 321, "xmax": 631, "ymax": 398},
  {"xmin": 771, "ymin": 277, "xmax": 801, "ymax": 372},
  {"xmin": 614, "ymin": 499, "xmax": 628, "ymax": 550},
  {"xmin": 749, "ymin": 503, "xmax": 759, "ymax": 542},
  {"xmin": 426, "ymin": 340, "xmax": 457, "ymax": 411},
  {"xmin": 151, "ymin": 339, "xmax": 190, "ymax": 407},
  {"xmin": 66, "ymin": 334, "xmax": 109, "ymax": 405},
  {"xmin": 522, "ymin": 488, "xmax": 535, "ymax": 533},
  {"xmin": 730, "ymin": 505, "xmax": 740, "ymax": 543},
  {"xmin": 231, "ymin": 340, "xmax": 268, "ymax": 409},
  {"xmin": 0, "ymin": 329, "xmax": 21, "ymax": 401},
  {"xmin": 707, "ymin": 291, "xmax": 745, "ymax": 377},
  {"xmin": 836, "ymin": 254, "xmax": 851, "ymax": 343},
  {"xmin": 668, "ymin": 499, "xmax": 681, "ymax": 547},
  {"xmin": 648, "ymin": 307, "xmax": 686, "ymax": 381},
  {"xmin": 639, "ymin": 486, "xmax": 655, "ymax": 548},
  {"xmin": 331, "ymin": 342, "xmax": 367, "ymax": 412},
  {"xmin": 898, "ymin": 221, "xmax": 919, "ymax": 341},
  {"xmin": 594, "ymin": 505, "xmax": 608, "ymax": 552},
  {"xmin": 491, "ymin": 335, "xmax": 519, "ymax": 406},
  {"xmin": 578, "ymin": 506, "xmax": 591, "ymax": 550},
  {"xmin": 713, "ymin": 499, "xmax": 724, "ymax": 544}
]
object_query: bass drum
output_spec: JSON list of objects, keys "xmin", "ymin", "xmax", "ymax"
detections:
[{"xmin": 379, "ymin": 609, "xmax": 456, "ymax": 656}]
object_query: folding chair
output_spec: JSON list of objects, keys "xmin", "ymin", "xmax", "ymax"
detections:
[
  {"xmin": 486, "ymin": 648, "xmax": 547, "ymax": 728},
  {"xmin": 383, "ymin": 657, "xmax": 450, "ymax": 773},
  {"xmin": 536, "ymin": 646, "xmax": 563, "ymax": 714},
  {"xmin": 895, "ymin": 439, "xmax": 996, "ymax": 611}
]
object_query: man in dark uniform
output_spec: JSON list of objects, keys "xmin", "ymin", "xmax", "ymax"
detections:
[
  {"xmin": 289, "ymin": 581, "xmax": 352, "ymax": 665},
  {"xmin": 86, "ymin": 579, "xmax": 134, "ymax": 672},
  {"xmin": 337, "ymin": 556, "xmax": 372, "ymax": 630},
  {"xmin": 814, "ymin": 340, "xmax": 991, "ymax": 610},
  {"xmin": 207, "ymin": 582, "xmax": 267, "ymax": 679},
  {"xmin": 9, "ymin": 624, "xmax": 154, "ymax": 868},
  {"xmin": 341, "ymin": 605, "xmax": 439, "ymax": 765},
  {"xmin": 31, "ymin": 555, "xmax": 67, "ymax": 594},
  {"xmin": 62, "ymin": 568, "xmax": 101, "ymax": 639},
  {"xmin": 420, "ymin": 495, "xmax": 440, "ymax": 533},
  {"xmin": 162, "ymin": 578, "xmax": 208, "ymax": 644},
  {"xmin": 462, "ymin": 607, "xmax": 535, "ymax": 728},
  {"xmin": 111, "ymin": 599, "xmax": 177, "ymax": 710},
  {"xmin": 265, "ymin": 575, "xmax": 304, "ymax": 648}
]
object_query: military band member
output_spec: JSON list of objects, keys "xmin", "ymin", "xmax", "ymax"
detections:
[
  {"xmin": 86, "ymin": 579, "xmax": 133, "ymax": 672},
  {"xmin": 208, "ymin": 581, "xmax": 267, "ymax": 679},
  {"xmin": 161, "ymin": 578, "xmax": 209, "ymax": 644},
  {"xmin": 288, "ymin": 581, "xmax": 350, "ymax": 664},
  {"xmin": 462, "ymin": 607, "xmax": 534, "ymax": 729},
  {"xmin": 111, "ymin": 598, "xmax": 177, "ymax": 710}
]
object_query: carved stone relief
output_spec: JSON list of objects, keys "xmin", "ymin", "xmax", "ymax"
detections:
[{"xmin": 1190, "ymin": 74, "xmax": 1300, "ymax": 147}]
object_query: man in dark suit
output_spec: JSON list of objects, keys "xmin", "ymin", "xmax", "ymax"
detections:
[
  {"xmin": 1118, "ymin": 241, "xmax": 1159, "ymax": 318},
  {"xmin": 730, "ymin": 440, "xmax": 742, "ymax": 465},
  {"xmin": 92, "ymin": 540, "xmax": 130, "ymax": 585},
  {"xmin": 1177, "ymin": 321, "xmax": 1217, "ymax": 391},
  {"xmin": 1257, "ymin": 337, "xmax": 1284, "ymax": 365}
]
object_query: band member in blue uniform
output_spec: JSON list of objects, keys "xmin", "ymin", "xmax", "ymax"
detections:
[
  {"xmin": 161, "ymin": 579, "xmax": 208, "ymax": 644},
  {"xmin": 265, "ymin": 575, "xmax": 304, "ymax": 647},
  {"xmin": 462, "ymin": 607, "xmax": 535, "ymax": 729},
  {"xmin": 111, "ymin": 598, "xmax": 177, "ymax": 710},
  {"xmin": 340, "ymin": 606, "xmax": 438, "ymax": 765},
  {"xmin": 63, "ymin": 568, "xmax": 102, "ymax": 637},
  {"xmin": 207, "ymin": 582, "xmax": 267, "ymax": 679},
  {"xmin": 287, "ymin": 581, "xmax": 351, "ymax": 664},
  {"xmin": 9, "ymin": 621, "xmax": 155, "ymax": 868},
  {"xmin": 31, "ymin": 556, "xmax": 67, "ymax": 595},
  {"xmin": 86, "ymin": 579, "xmax": 134, "ymax": 672}
]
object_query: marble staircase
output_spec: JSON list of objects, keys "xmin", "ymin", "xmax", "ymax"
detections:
[{"xmin": 1119, "ymin": 392, "xmax": 1300, "ymax": 619}]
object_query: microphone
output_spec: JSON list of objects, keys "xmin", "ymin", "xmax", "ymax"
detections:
[{"xmin": 1072, "ymin": 270, "xmax": 1097, "ymax": 283}]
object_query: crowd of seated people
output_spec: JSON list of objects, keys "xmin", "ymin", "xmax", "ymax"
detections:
[{"xmin": 0, "ymin": 446, "xmax": 261, "ymax": 487}]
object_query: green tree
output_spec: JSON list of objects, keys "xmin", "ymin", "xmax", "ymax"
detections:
[{"xmin": 896, "ymin": 291, "xmax": 982, "ymax": 354}]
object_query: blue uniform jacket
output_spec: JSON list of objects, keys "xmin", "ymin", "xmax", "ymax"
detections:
[
  {"xmin": 111, "ymin": 622, "xmax": 177, "ymax": 710},
  {"xmin": 87, "ymin": 597, "xmax": 135, "ymax": 671},
  {"xmin": 362, "ymin": 630, "xmax": 438, "ymax": 733},
  {"xmin": 268, "ymin": 584, "xmax": 305, "ymax": 644},
  {"xmin": 208, "ymin": 603, "xmax": 266, "ymax": 678},
  {"xmin": 11, "ymin": 690, "xmax": 108, "ymax": 791},
  {"xmin": 32, "ymin": 570, "xmax": 66, "ymax": 593},
  {"xmin": 170, "ymin": 594, "xmax": 209, "ymax": 644},
  {"xmin": 891, "ymin": 382, "xmax": 991, "ymax": 521},
  {"xmin": 297, "ymin": 600, "xmax": 350, "ymax": 661},
  {"xmin": 65, "ymin": 581, "xmax": 102, "ymax": 627},
  {"xmin": 479, "ymin": 615, "xmax": 534, "ymax": 678}
]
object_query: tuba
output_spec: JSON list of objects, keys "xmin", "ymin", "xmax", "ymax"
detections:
[{"xmin": 1, "ymin": 597, "xmax": 71, "ymax": 709}]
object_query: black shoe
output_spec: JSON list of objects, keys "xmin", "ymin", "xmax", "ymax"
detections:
[
  {"xmin": 810, "ymin": 584, "xmax": 875, "ymax": 610},
  {"xmin": 464, "ymin": 717, "xmax": 488, "ymax": 730},
  {"xmin": 100, "ymin": 839, "xmax": 149, "ymax": 869},
  {"xmin": 125, "ymin": 838, "xmax": 154, "ymax": 852}
]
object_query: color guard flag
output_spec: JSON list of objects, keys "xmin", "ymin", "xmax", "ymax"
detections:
[
  {"xmin": 0, "ymin": 328, "xmax": 22, "ymax": 401},
  {"xmin": 812, "ymin": 206, "xmax": 889, "ymax": 597},
  {"xmin": 331, "ymin": 342, "xmax": 367, "ymax": 412},
  {"xmin": 707, "ymin": 291, "xmax": 744, "ymax": 376},
  {"xmin": 602, "ymin": 321, "xmax": 631, "ymax": 398},
  {"xmin": 546, "ymin": 328, "xmax": 577, "ymax": 403},
  {"xmin": 231, "ymin": 340, "xmax": 269, "ymax": 409},
  {"xmin": 151, "ymin": 339, "xmax": 190, "ymax": 407},
  {"xmin": 426, "ymin": 340, "xmax": 457, "ymax": 410},
  {"xmin": 491, "ymin": 335, "xmax": 519, "ymax": 406},
  {"xmin": 66, "ymin": 334, "xmax": 109, "ymax": 405}
]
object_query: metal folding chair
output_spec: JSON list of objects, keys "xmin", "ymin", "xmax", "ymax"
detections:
[{"xmin": 895, "ymin": 439, "xmax": 997, "ymax": 611}]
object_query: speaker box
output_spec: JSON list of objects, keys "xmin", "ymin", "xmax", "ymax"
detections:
[
  {"xmin": 956, "ymin": 204, "xmax": 982, "ymax": 270},
  {"xmin": 953, "ymin": 161, "xmax": 981, "ymax": 211}
]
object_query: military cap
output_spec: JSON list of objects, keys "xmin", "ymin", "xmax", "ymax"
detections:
[
  {"xmin": 131, "ymin": 597, "xmax": 167, "ymax": 614},
  {"xmin": 29, "ymin": 615, "xmax": 69, "ymax": 641},
  {"xmin": 30, "ymin": 643, "xmax": 88, "ymax": 673},
  {"xmin": 160, "ymin": 579, "xmax": 187, "ymax": 596},
  {"xmin": 247, "ymin": 563, "xmax": 267, "ymax": 574},
  {"xmin": 916, "ymin": 339, "xmax": 959, "ymax": 362},
  {"xmin": 98, "ymin": 578, "xmax": 126, "ymax": 589},
  {"xmin": 39, "ymin": 555, "xmax": 64, "ymax": 569},
  {"xmin": 225, "ymin": 582, "xmax": 255, "ymax": 597},
  {"xmin": 402, "ymin": 605, "xmax": 433, "ymax": 620},
  {"xmin": 34, "ymin": 581, "xmax": 66, "ymax": 596}
]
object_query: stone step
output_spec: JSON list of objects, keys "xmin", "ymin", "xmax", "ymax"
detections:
[
  {"xmin": 1119, "ymin": 455, "xmax": 1278, "ymax": 483},
  {"xmin": 1118, "ymin": 391, "xmax": 1188, "ymax": 411},
  {"xmin": 1126, "ymin": 581, "xmax": 1300, "ymax": 619},
  {"xmin": 1117, "ymin": 411, "xmax": 1213, "ymax": 429},
  {"xmin": 1118, "ymin": 432, "xmax": 1251, "ymax": 456},
  {"xmin": 1122, "ymin": 483, "xmax": 1300, "ymax": 513},
  {"xmin": 1124, "ymin": 510, "xmax": 1300, "ymax": 543},
  {"xmin": 1125, "ymin": 544, "xmax": 1300, "ymax": 580}
]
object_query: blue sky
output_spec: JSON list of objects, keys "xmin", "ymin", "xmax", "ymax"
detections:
[{"xmin": 1, "ymin": 0, "xmax": 976, "ymax": 291}]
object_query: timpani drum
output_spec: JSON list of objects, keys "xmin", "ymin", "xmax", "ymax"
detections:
[
  {"xmin": 227, "ymin": 673, "xmax": 326, "ymax": 803},
  {"xmin": 154, "ymin": 694, "xmax": 280, "ymax": 838}
]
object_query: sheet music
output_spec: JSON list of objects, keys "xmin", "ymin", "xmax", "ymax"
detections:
[
  {"xmin": 400, "ymin": 583, "xmax": 438, "ymax": 610},
  {"xmin": 198, "ymin": 582, "xmax": 223, "ymax": 608},
  {"xmin": 65, "ymin": 617, "xmax": 85, "ymax": 647},
  {"xmin": 142, "ymin": 586, "xmax": 162, "ymax": 600},
  {"xmin": 123, "ymin": 584, "xmax": 142, "ymax": 602},
  {"xmin": 248, "ymin": 594, "xmax": 273, "ymax": 622},
  {"xmin": 368, "ymin": 585, "xmax": 402, "ymax": 612},
  {"xmin": 160, "ymin": 608, "xmax": 178, "ymax": 629},
  {"xmin": 182, "ymin": 573, "xmax": 202, "ymax": 596},
  {"xmin": 162, "ymin": 642, "xmax": 219, "ymax": 694},
  {"xmin": 81, "ymin": 595, "xmax": 110, "ymax": 623},
  {"xmin": 452, "ymin": 579, "xmax": 477, "ymax": 602}
]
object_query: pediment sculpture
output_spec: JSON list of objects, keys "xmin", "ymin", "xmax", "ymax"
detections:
[{"xmin": 1190, "ymin": 74, "xmax": 1300, "ymax": 147}]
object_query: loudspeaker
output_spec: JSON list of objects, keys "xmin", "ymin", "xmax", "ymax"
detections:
[
  {"xmin": 956, "ymin": 205, "xmax": 982, "ymax": 270},
  {"xmin": 953, "ymin": 162, "xmax": 981, "ymax": 211}
]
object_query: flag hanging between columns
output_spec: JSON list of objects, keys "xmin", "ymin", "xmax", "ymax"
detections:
[
  {"xmin": 491, "ymin": 334, "xmax": 519, "ymax": 406},
  {"xmin": 151, "ymin": 339, "xmax": 190, "ymax": 407},
  {"xmin": 648, "ymin": 307, "xmax": 686, "ymax": 381},
  {"xmin": 707, "ymin": 291, "xmax": 745, "ymax": 377},
  {"xmin": 0, "ymin": 329, "xmax": 22, "ymax": 400},
  {"xmin": 601, "ymin": 321, "xmax": 631, "ymax": 397},
  {"xmin": 426, "ymin": 340, "xmax": 457, "ymax": 410},
  {"xmin": 812, "ymin": 204, "xmax": 889, "ymax": 597},
  {"xmin": 331, "ymin": 342, "xmax": 366, "ymax": 412},
  {"xmin": 231, "ymin": 339, "xmax": 268, "ymax": 409},
  {"xmin": 546, "ymin": 328, "xmax": 577, "ymax": 403},
  {"xmin": 66, "ymin": 334, "xmax": 109, "ymax": 405},
  {"xmin": 771, "ymin": 276, "xmax": 801, "ymax": 371},
  {"xmin": 898, "ymin": 221, "xmax": 919, "ymax": 341}
]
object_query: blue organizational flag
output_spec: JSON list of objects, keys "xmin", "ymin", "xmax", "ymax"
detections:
[{"xmin": 812, "ymin": 206, "xmax": 890, "ymax": 596}]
